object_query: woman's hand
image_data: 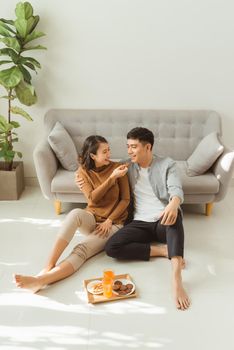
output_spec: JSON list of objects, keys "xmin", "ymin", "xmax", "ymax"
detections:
[
  {"xmin": 76, "ymin": 176, "xmax": 85, "ymax": 190},
  {"xmin": 110, "ymin": 164, "xmax": 128, "ymax": 180},
  {"xmin": 94, "ymin": 218, "xmax": 113, "ymax": 238}
]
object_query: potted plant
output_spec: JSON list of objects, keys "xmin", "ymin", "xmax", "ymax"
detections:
[{"xmin": 0, "ymin": 1, "xmax": 46, "ymax": 200}]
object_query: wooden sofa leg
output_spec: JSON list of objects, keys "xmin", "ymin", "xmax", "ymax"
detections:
[
  {"xmin": 205, "ymin": 203, "xmax": 213, "ymax": 216},
  {"xmin": 54, "ymin": 200, "xmax": 61, "ymax": 215}
]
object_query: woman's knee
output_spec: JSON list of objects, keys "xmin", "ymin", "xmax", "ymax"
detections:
[{"xmin": 67, "ymin": 208, "xmax": 84, "ymax": 222}]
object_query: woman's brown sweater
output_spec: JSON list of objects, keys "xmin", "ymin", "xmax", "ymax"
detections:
[{"xmin": 75, "ymin": 162, "xmax": 130, "ymax": 224}]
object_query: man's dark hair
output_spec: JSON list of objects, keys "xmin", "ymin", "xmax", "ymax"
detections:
[
  {"xmin": 79, "ymin": 135, "xmax": 108, "ymax": 170},
  {"xmin": 127, "ymin": 127, "xmax": 154, "ymax": 149}
]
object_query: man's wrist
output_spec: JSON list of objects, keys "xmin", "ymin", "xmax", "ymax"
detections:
[{"xmin": 170, "ymin": 196, "xmax": 181, "ymax": 208}]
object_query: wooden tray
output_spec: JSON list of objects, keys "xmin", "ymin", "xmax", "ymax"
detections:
[{"xmin": 83, "ymin": 273, "xmax": 137, "ymax": 304}]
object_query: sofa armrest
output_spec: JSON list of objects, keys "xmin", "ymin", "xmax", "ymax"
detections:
[
  {"xmin": 33, "ymin": 140, "xmax": 58, "ymax": 199},
  {"xmin": 212, "ymin": 146, "xmax": 234, "ymax": 202}
]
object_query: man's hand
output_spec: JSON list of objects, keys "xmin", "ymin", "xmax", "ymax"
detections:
[
  {"xmin": 76, "ymin": 177, "xmax": 85, "ymax": 190},
  {"xmin": 94, "ymin": 218, "xmax": 113, "ymax": 238},
  {"xmin": 160, "ymin": 197, "xmax": 181, "ymax": 226}
]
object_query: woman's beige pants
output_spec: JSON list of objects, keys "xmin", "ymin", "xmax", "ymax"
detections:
[{"xmin": 58, "ymin": 208, "xmax": 122, "ymax": 271}]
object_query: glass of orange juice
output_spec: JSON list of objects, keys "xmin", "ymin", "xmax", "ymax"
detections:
[
  {"xmin": 103, "ymin": 269, "xmax": 114, "ymax": 279},
  {"xmin": 102, "ymin": 277, "xmax": 113, "ymax": 298}
]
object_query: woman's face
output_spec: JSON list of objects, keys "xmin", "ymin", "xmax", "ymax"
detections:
[{"xmin": 91, "ymin": 142, "xmax": 111, "ymax": 167}]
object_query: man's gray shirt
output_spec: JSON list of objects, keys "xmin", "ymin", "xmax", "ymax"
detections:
[{"xmin": 121, "ymin": 155, "xmax": 184, "ymax": 222}]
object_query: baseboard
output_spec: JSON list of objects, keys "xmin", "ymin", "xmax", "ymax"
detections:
[{"xmin": 25, "ymin": 177, "xmax": 39, "ymax": 187}]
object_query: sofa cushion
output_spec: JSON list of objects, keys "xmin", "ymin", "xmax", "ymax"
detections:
[
  {"xmin": 186, "ymin": 132, "xmax": 224, "ymax": 176},
  {"xmin": 51, "ymin": 168, "xmax": 81, "ymax": 193},
  {"xmin": 48, "ymin": 122, "xmax": 78, "ymax": 171},
  {"xmin": 177, "ymin": 161, "xmax": 219, "ymax": 194},
  {"xmin": 52, "ymin": 162, "xmax": 220, "ymax": 196}
]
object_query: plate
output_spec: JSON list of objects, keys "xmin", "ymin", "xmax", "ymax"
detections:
[
  {"xmin": 86, "ymin": 280, "xmax": 103, "ymax": 295},
  {"xmin": 112, "ymin": 278, "xmax": 135, "ymax": 296}
]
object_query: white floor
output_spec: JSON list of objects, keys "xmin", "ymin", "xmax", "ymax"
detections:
[{"xmin": 1, "ymin": 186, "xmax": 234, "ymax": 350}]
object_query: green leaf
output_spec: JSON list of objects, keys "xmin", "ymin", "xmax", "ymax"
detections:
[
  {"xmin": 15, "ymin": 80, "xmax": 37, "ymax": 106},
  {"xmin": 24, "ymin": 31, "xmax": 45, "ymax": 44},
  {"xmin": 0, "ymin": 115, "xmax": 7, "ymax": 120},
  {"xmin": 15, "ymin": 2, "xmax": 33, "ymax": 20},
  {"xmin": 18, "ymin": 64, "xmax": 32, "ymax": 83},
  {"xmin": 0, "ymin": 18, "xmax": 15, "ymax": 26},
  {"xmin": 0, "ymin": 37, "xmax": 21, "ymax": 52},
  {"xmin": 19, "ymin": 56, "xmax": 41, "ymax": 68},
  {"xmin": 0, "ymin": 66, "xmax": 23, "ymax": 88},
  {"xmin": 0, "ymin": 48, "xmax": 18, "ymax": 63},
  {"xmin": 24, "ymin": 62, "xmax": 37, "ymax": 72},
  {"xmin": 17, "ymin": 151, "xmax": 22, "ymax": 158},
  {"xmin": 14, "ymin": 18, "xmax": 28, "ymax": 38},
  {"xmin": 0, "ymin": 95, "xmax": 16, "ymax": 100},
  {"xmin": 0, "ymin": 115, "xmax": 8, "ymax": 130},
  {"xmin": 0, "ymin": 150, "xmax": 6, "ymax": 159},
  {"xmin": 0, "ymin": 25, "xmax": 11, "ymax": 37},
  {"xmin": 22, "ymin": 44, "xmax": 47, "ymax": 52},
  {"xmin": 10, "ymin": 121, "xmax": 20, "ymax": 128},
  {"xmin": 0, "ymin": 20, "xmax": 15, "ymax": 34},
  {"xmin": 0, "ymin": 121, "xmax": 14, "ymax": 132},
  {"xmin": 0, "ymin": 60, "xmax": 12, "ymax": 65},
  {"xmin": 10, "ymin": 106, "xmax": 33, "ymax": 121},
  {"xmin": 24, "ymin": 17, "xmax": 35, "ymax": 35},
  {"xmin": 6, "ymin": 150, "xmax": 15, "ymax": 157},
  {"xmin": 12, "ymin": 138, "xmax": 19, "ymax": 142},
  {"xmin": 28, "ymin": 15, "xmax": 39, "ymax": 33}
]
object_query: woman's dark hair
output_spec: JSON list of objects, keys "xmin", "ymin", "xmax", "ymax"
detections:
[
  {"xmin": 127, "ymin": 127, "xmax": 154, "ymax": 149},
  {"xmin": 79, "ymin": 135, "xmax": 108, "ymax": 170}
]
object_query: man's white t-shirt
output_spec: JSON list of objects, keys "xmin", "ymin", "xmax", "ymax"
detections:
[{"xmin": 133, "ymin": 167, "xmax": 166, "ymax": 222}]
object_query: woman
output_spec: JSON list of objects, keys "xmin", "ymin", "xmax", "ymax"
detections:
[{"xmin": 14, "ymin": 135, "xmax": 130, "ymax": 293}]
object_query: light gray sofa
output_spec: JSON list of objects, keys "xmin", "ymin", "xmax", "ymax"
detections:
[{"xmin": 34, "ymin": 109, "xmax": 234, "ymax": 216}]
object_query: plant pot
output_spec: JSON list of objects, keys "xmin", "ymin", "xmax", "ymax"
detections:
[{"xmin": 0, "ymin": 161, "xmax": 25, "ymax": 200}]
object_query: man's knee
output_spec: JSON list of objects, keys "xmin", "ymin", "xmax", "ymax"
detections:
[{"xmin": 105, "ymin": 238, "xmax": 119, "ymax": 258}]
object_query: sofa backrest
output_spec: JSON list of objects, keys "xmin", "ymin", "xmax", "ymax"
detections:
[{"xmin": 44, "ymin": 109, "xmax": 221, "ymax": 161}]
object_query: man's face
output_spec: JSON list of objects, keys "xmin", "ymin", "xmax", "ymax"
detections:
[{"xmin": 127, "ymin": 139, "xmax": 151, "ymax": 164}]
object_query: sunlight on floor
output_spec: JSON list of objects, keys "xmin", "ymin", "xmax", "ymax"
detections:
[
  {"xmin": 0, "ymin": 291, "xmax": 166, "ymax": 316},
  {"xmin": 0, "ymin": 293, "xmax": 90, "ymax": 314},
  {"xmin": 75, "ymin": 291, "xmax": 167, "ymax": 315},
  {"xmin": 88, "ymin": 330, "xmax": 169, "ymax": 348},
  {"xmin": 0, "ymin": 217, "xmax": 62, "ymax": 227},
  {"xmin": 0, "ymin": 261, "xmax": 29, "ymax": 266},
  {"xmin": 0, "ymin": 325, "xmax": 88, "ymax": 346},
  {"xmin": 0, "ymin": 324, "xmax": 169, "ymax": 348}
]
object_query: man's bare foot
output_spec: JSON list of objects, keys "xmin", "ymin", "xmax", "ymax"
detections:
[
  {"xmin": 150, "ymin": 244, "xmax": 168, "ymax": 258},
  {"xmin": 14, "ymin": 274, "xmax": 44, "ymax": 293},
  {"xmin": 173, "ymin": 277, "xmax": 190, "ymax": 310},
  {"xmin": 181, "ymin": 258, "xmax": 186, "ymax": 269}
]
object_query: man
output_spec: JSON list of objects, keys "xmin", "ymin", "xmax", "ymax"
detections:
[{"xmin": 79, "ymin": 127, "xmax": 190, "ymax": 310}]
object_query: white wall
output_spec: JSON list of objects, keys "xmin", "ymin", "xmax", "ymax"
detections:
[{"xmin": 1, "ymin": 0, "xmax": 234, "ymax": 180}]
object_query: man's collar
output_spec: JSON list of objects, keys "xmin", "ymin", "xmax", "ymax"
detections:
[{"xmin": 136, "ymin": 155, "xmax": 156, "ymax": 170}]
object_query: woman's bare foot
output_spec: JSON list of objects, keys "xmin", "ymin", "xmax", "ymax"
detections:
[
  {"xmin": 150, "ymin": 244, "xmax": 168, "ymax": 257},
  {"xmin": 37, "ymin": 265, "xmax": 55, "ymax": 276},
  {"xmin": 14, "ymin": 274, "xmax": 44, "ymax": 293},
  {"xmin": 172, "ymin": 277, "xmax": 190, "ymax": 310}
]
